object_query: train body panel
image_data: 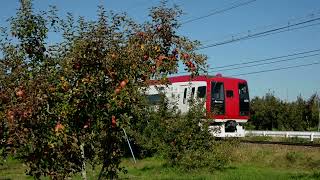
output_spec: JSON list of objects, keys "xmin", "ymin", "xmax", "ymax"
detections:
[{"xmin": 146, "ymin": 75, "xmax": 250, "ymax": 137}]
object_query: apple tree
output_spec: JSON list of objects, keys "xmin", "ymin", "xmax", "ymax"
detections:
[{"xmin": 0, "ymin": 0, "xmax": 207, "ymax": 179}]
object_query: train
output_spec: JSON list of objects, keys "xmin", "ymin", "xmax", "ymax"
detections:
[{"xmin": 145, "ymin": 74, "xmax": 250, "ymax": 137}]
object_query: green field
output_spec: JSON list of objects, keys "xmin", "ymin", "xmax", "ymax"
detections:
[{"xmin": 1, "ymin": 143, "xmax": 320, "ymax": 179}]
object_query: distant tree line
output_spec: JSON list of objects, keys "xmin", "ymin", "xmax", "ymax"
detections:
[{"xmin": 248, "ymin": 92, "xmax": 320, "ymax": 131}]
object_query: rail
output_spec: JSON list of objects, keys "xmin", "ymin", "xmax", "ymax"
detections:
[{"xmin": 245, "ymin": 130, "xmax": 320, "ymax": 141}]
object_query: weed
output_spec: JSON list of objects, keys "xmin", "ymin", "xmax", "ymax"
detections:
[{"xmin": 286, "ymin": 151, "xmax": 304, "ymax": 164}]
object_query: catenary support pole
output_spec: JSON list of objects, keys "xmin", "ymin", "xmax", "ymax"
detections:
[{"xmin": 123, "ymin": 128, "xmax": 136, "ymax": 164}]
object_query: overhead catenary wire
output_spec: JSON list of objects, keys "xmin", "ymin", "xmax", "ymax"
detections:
[
  {"xmin": 211, "ymin": 48, "xmax": 320, "ymax": 70},
  {"xmin": 181, "ymin": 0, "xmax": 257, "ymax": 25},
  {"xmin": 199, "ymin": 9, "xmax": 320, "ymax": 45},
  {"xmin": 175, "ymin": 48, "xmax": 320, "ymax": 75},
  {"xmin": 209, "ymin": 53, "xmax": 320, "ymax": 73},
  {"xmin": 230, "ymin": 61, "xmax": 320, "ymax": 76},
  {"xmin": 177, "ymin": 48, "xmax": 320, "ymax": 75},
  {"xmin": 198, "ymin": 16, "xmax": 320, "ymax": 50}
]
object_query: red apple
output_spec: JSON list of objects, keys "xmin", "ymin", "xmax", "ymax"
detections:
[
  {"xmin": 120, "ymin": 80, "xmax": 127, "ymax": 88},
  {"xmin": 115, "ymin": 88, "xmax": 121, "ymax": 94},
  {"xmin": 73, "ymin": 62, "xmax": 81, "ymax": 70},
  {"xmin": 136, "ymin": 32, "xmax": 143, "ymax": 36},
  {"xmin": 83, "ymin": 121, "xmax": 90, "ymax": 129},
  {"xmin": 158, "ymin": 55, "xmax": 166, "ymax": 61},
  {"xmin": 156, "ymin": 25, "xmax": 162, "ymax": 31},
  {"xmin": 151, "ymin": 66, "xmax": 156, "ymax": 73},
  {"xmin": 186, "ymin": 61, "xmax": 191, "ymax": 67},
  {"xmin": 55, "ymin": 122, "xmax": 64, "ymax": 132},
  {"xmin": 111, "ymin": 53, "xmax": 117, "ymax": 59},
  {"xmin": 112, "ymin": 115, "xmax": 116, "ymax": 128},
  {"xmin": 16, "ymin": 89, "xmax": 25, "ymax": 98},
  {"xmin": 7, "ymin": 110, "xmax": 15, "ymax": 122},
  {"xmin": 144, "ymin": 55, "xmax": 149, "ymax": 60},
  {"xmin": 183, "ymin": 53, "xmax": 190, "ymax": 60}
]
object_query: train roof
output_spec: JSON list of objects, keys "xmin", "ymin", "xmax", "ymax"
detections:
[{"xmin": 167, "ymin": 74, "xmax": 247, "ymax": 83}]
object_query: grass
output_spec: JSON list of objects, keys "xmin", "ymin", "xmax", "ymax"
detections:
[
  {"xmin": 243, "ymin": 135, "xmax": 320, "ymax": 144},
  {"xmin": 119, "ymin": 158, "xmax": 302, "ymax": 180},
  {"xmin": 0, "ymin": 157, "xmax": 32, "ymax": 180},
  {"xmin": 1, "ymin": 143, "xmax": 320, "ymax": 179},
  {"xmin": 119, "ymin": 143, "xmax": 320, "ymax": 180}
]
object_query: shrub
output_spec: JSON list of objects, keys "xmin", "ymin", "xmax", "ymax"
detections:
[
  {"xmin": 130, "ymin": 98, "xmax": 235, "ymax": 171},
  {"xmin": 286, "ymin": 151, "xmax": 304, "ymax": 164}
]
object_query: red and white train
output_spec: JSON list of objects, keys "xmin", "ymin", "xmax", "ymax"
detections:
[{"xmin": 146, "ymin": 74, "xmax": 250, "ymax": 137}]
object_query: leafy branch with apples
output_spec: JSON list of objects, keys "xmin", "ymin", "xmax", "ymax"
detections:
[{"xmin": 0, "ymin": 0, "xmax": 207, "ymax": 179}]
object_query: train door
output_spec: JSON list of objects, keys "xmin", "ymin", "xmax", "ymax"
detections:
[
  {"xmin": 180, "ymin": 85, "xmax": 189, "ymax": 113},
  {"xmin": 211, "ymin": 81, "xmax": 225, "ymax": 115},
  {"xmin": 239, "ymin": 83, "xmax": 250, "ymax": 116},
  {"xmin": 224, "ymin": 82, "xmax": 238, "ymax": 118}
]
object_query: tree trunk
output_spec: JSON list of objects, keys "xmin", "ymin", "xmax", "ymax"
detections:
[{"xmin": 80, "ymin": 143, "xmax": 87, "ymax": 180}]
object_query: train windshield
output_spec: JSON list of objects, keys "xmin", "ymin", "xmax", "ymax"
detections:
[
  {"xmin": 239, "ymin": 83, "xmax": 249, "ymax": 116},
  {"xmin": 211, "ymin": 82, "xmax": 225, "ymax": 115}
]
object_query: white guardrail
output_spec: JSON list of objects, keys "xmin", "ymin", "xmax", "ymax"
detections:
[{"xmin": 245, "ymin": 130, "xmax": 320, "ymax": 141}]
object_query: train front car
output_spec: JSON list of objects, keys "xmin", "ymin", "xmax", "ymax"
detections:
[
  {"xmin": 145, "ymin": 74, "xmax": 250, "ymax": 137},
  {"xmin": 207, "ymin": 75, "xmax": 250, "ymax": 137}
]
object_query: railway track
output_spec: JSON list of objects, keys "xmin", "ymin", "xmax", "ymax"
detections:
[{"xmin": 240, "ymin": 140, "xmax": 320, "ymax": 147}]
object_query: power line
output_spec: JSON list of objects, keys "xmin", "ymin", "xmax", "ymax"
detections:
[
  {"xmin": 212, "ymin": 48, "xmax": 320, "ymax": 69},
  {"xmin": 176, "ymin": 48, "xmax": 320, "ymax": 75},
  {"xmin": 177, "ymin": 49, "xmax": 320, "ymax": 74},
  {"xmin": 200, "ymin": 10, "xmax": 320, "ymax": 45},
  {"xmin": 181, "ymin": 0, "xmax": 257, "ymax": 25},
  {"xmin": 242, "ymin": 22, "xmax": 320, "ymax": 42},
  {"xmin": 230, "ymin": 61, "xmax": 320, "ymax": 76},
  {"xmin": 198, "ymin": 17, "xmax": 320, "ymax": 50},
  {"xmin": 209, "ymin": 53, "xmax": 320, "ymax": 72}
]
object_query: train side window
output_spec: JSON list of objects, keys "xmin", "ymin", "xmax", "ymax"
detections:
[
  {"xmin": 226, "ymin": 90, "xmax": 234, "ymax": 98},
  {"xmin": 191, "ymin": 87, "xmax": 195, "ymax": 99},
  {"xmin": 183, "ymin": 88, "xmax": 187, "ymax": 104},
  {"xmin": 239, "ymin": 84, "xmax": 248, "ymax": 95},
  {"xmin": 158, "ymin": 87, "xmax": 165, "ymax": 92},
  {"xmin": 212, "ymin": 82, "xmax": 224, "ymax": 100},
  {"xmin": 147, "ymin": 94, "xmax": 161, "ymax": 105},
  {"xmin": 197, "ymin": 86, "xmax": 206, "ymax": 98}
]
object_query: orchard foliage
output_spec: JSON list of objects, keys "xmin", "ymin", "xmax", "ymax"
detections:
[
  {"xmin": 249, "ymin": 92, "xmax": 320, "ymax": 131},
  {"xmin": 128, "ymin": 99, "xmax": 234, "ymax": 171},
  {"xmin": 0, "ymin": 0, "xmax": 206, "ymax": 179}
]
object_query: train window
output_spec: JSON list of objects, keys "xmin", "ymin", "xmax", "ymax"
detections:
[
  {"xmin": 147, "ymin": 94, "xmax": 161, "ymax": 105},
  {"xmin": 239, "ymin": 83, "xmax": 250, "ymax": 115},
  {"xmin": 239, "ymin": 83, "xmax": 248, "ymax": 95},
  {"xmin": 191, "ymin": 87, "xmax": 195, "ymax": 99},
  {"xmin": 226, "ymin": 90, "xmax": 234, "ymax": 98},
  {"xmin": 183, "ymin": 88, "xmax": 187, "ymax": 104},
  {"xmin": 212, "ymin": 82, "xmax": 224, "ymax": 100},
  {"xmin": 158, "ymin": 87, "xmax": 165, "ymax": 92},
  {"xmin": 197, "ymin": 86, "xmax": 206, "ymax": 98},
  {"xmin": 211, "ymin": 82, "xmax": 225, "ymax": 115}
]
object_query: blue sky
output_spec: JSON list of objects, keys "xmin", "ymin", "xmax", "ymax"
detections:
[{"xmin": 1, "ymin": 0, "xmax": 320, "ymax": 101}]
